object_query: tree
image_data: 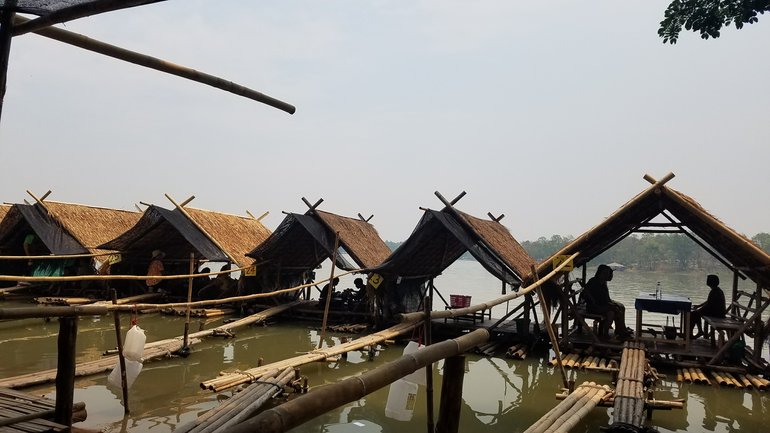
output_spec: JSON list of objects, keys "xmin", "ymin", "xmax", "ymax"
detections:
[
  {"xmin": 752, "ymin": 232, "xmax": 770, "ymax": 253},
  {"xmin": 659, "ymin": 0, "xmax": 770, "ymax": 44}
]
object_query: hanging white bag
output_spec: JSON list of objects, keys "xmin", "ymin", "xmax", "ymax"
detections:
[
  {"xmin": 401, "ymin": 341, "xmax": 426, "ymax": 386},
  {"xmin": 107, "ymin": 359, "xmax": 143, "ymax": 389},
  {"xmin": 122, "ymin": 325, "xmax": 146, "ymax": 362}
]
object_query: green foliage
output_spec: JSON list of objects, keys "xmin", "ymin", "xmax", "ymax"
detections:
[
  {"xmin": 521, "ymin": 235, "xmax": 575, "ymax": 262},
  {"xmin": 659, "ymin": 0, "xmax": 770, "ymax": 44},
  {"xmin": 751, "ymin": 232, "xmax": 770, "ymax": 253}
]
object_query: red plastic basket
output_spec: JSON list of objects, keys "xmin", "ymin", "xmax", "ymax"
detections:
[{"xmin": 449, "ymin": 294, "xmax": 471, "ymax": 308}]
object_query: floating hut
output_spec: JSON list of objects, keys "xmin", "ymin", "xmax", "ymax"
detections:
[
  {"xmin": 99, "ymin": 201, "xmax": 271, "ymax": 297},
  {"xmin": 245, "ymin": 199, "xmax": 390, "ymax": 315},
  {"xmin": 370, "ymin": 192, "xmax": 536, "ymax": 322},
  {"xmin": 0, "ymin": 199, "xmax": 140, "ymax": 294},
  {"xmin": 532, "ymin": 174, "xmax": 770, "ymax": 371}
]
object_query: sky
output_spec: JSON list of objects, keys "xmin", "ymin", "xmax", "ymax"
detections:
[{"xmin": 0, "ymin": 1, "xmax": 768, "ymax": 243}]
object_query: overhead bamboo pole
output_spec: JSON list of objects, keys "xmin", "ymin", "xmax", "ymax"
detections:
[
  {"xmin": 531, "ymin": 265, "xmax": 568, "ymax": 389},
  {"xmin": 0, "ymin": 0, "xmax": 15, "ymax": 123},
  {"xmin": 111, "ymin": 289, "xmax": 129, "ymax": 415},
  {"xmin": 183, "ymin": 252, "xmax": 195, "ymax": 349},
  {"xmin": 11, "ymin": 16, "xmax": 295, "ymax": 114},
  {"xmin": 317, "ymin": 231, "xmax": 340, "ymax": 350}
]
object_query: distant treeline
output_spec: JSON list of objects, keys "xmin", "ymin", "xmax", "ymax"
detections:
[{"xmin": 385, "ymin": 233, "xmax": 770, "ymax": 271}]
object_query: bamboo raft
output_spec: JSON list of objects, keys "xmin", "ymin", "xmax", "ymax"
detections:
[
  {"xmin": 176, "ymin": 367, "xmax": 297, "ymax": 433},
  {"xmin": 523, "ymin": 381, "xmax": 613, "ymax": 433},
  {"xmin": 0, "ymin": 387, "xmax": 85, "ymax": 432},
  {"xmin": 673, "ymin": 368, "xmax": 770, "ymax": 390},
  {"xmin": 200, "ymin": 320, "xmax": 421, "ymax": 392},
  {"xmin": 549, "ymin": 353, "xmax": 618, "ymax": 371},
  {"xmin": 161, "ymin": 307, "xmax": 235, "ymax": 318},
  {"xmin": 610, "ymin": 342, "xmax": 647, "ymax": 430},
  {"xmin": 0, "ymin": 302, "xmax": 308, "ymax": 390},
  {"xmin": 505, "ymin": 343, "xmax": 529, "ymax": 360},
  {"xmin": 33, "ymin": 297, "xmax": 94, "ymax": 306}
]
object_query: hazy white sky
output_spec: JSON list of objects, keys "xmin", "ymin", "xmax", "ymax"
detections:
[{"xmin": 0, "ymin": 1, "xmax": 768, "ymax": 243}]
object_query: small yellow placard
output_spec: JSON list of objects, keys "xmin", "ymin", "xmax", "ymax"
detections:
[
  {"xmin": 244, "ymin": 265, "xmax": 257, "ymax": 277},
  {"xmin": 552, "ymin": 255, "xmax": 574, "ymax": 272},
  {"xmin": 369, "ymin": 273, "xmax": 384, "ymax": 289},
  {"xmin": 107, "ymin": 254, "xmax": 122, "ymax": 265}
]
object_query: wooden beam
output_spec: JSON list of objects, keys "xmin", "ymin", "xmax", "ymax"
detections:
[
  {"xmin": 12, "ymin": 15, "xmax": 295, "ymax": 114},
  {"xmin": 13, "ymin": 0, "xmax": 164, "ymax": 36},
  {"xmin": 357, "ymin": 213, "xmax": 374, "ymax": 223},
  {"xmin": 179, "ymin": 195, "xmax": 195, "ymax": 207},
  {"xmin": 0, "ymin": 1, "xmax": 15, "ymax": 123},
  {"xmin": 257, "ymin": 211, "xmax": 269, "ymax": 222},
  {"xmin": 301, "ymin": 197, "xmax": 323, "ymax": 213},
  {"xmin": 487, "ymin": 212, "xmax": 504, "ymax": 222},
  {"xmin": 54, "ymin": 317, "xmax": 77, "ymax": 427}
]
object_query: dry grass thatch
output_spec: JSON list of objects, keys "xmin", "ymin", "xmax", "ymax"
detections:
[
  {"xmin": 531, "ymin": 178, "xmax": 770, "ymax": 287},
  {"xmin": 43, "ymin": 201, "xmax": 141, "ymax": 253},
  {"xmin": 457, "ymin": 210, "xmax": 536, "ymax": 279},
  {"xmin": 185, "ymin": 207, "xmax": 271, "ymax": 267},
  {"xmin": 315, "ymin": 210, "xmax": 391, "ymax": 269},
  {"xmin": 0, "ymin": 204, "xmax": 9, "ymax": 223}
]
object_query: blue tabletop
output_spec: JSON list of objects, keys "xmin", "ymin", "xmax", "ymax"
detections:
[{"xmin": 634, "ymin": 292, "xmax": 692, "ymax": 314}]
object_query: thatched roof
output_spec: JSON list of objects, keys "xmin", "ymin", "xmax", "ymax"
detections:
[
  {"xmin": 0, "ymin": 204, "xmax": 9, "ymax": 223},
  {"xmin": 531, "ymin": 176, "xmax": 770, "ymax": 288},
  {"xmin": 100, "ymin": 205, "xmax": 270, "ymax": 267},
  {"xmin": 374, "ymin": 207, "xmax": 535, "ymax": 286},
  {"xmin": 185, "ymin": 207, "xmax": 271, "ymax": 267},
  {"xmin": 315, "ymin": 210, "xmax": 391, "ymax": 269}
]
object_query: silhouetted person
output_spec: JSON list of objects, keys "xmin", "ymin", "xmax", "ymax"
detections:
[
  {"xmin": 146, "ymin": 250, "xmax": 165, "ymax": 293},
  {"xmin": 583, "ymin": 264, "xmax": 631, "ymax": 338},
  {"xmin": 318, "ymin": 277, "xmax": 339, "ymax": 307},
  {"xmin": 691, "ymin": 274, "xmax": 726, "ymax": 338}
]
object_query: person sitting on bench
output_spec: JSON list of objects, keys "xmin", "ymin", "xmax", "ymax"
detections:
[
  {"xmin": 583, "ymin": 264, "xmax": 632, "ymax": 339},
  {"xmin": 690, "ymin": 274, "xmax": 726, "ymax": 338}
]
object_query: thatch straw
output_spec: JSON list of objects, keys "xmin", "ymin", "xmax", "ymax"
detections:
[
  {"xmin": 315, "ymin": 210, "xmax": 391, "ymax": 269},
  {"xmin": 457, "ymin": 210, "xmax": 536, "ymax": 279},
  {"xmin": 0, "ymin": 204, "xmax": 9, "ymax": 223},
  {"xmin": 184, "ymin": 207, "xmax": 271, "ymax": 267},
  {"xmin": 42, "ymin": 201, "xmax": 141, "ymax": 254}
]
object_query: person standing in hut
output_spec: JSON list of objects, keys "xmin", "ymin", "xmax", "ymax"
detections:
[
  {"xmin": 690, "ymin": 274, "xmax": 726, "ymax": 338},
  {"xmin": 583, "ymin": 264, "xmax": 632, "ymax": 339},
  {"xmin": 146, "ymin": 250, "xmax": 165, "ymax": 293}
]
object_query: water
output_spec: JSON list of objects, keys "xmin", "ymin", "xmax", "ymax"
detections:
[{"xmin": 0, "ymin": 260, "xmax": 768, "ymax": 432}]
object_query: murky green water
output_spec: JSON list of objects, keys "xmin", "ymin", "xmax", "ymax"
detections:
[{"xmin": 1, "ymin": 261, "xmax": 768, "ymax": 432}]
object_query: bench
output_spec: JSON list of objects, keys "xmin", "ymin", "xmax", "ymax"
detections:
[
  {"xmin": 444, "ymin": 306, "xmax": 491, "ymax": 324},
  {"xmin": 575, "ymin": 302, "xmax": 607, "ymax": 335},
  {"xmin": 703, "ymin": 316, "xmax": 744, "ymax": 348}
]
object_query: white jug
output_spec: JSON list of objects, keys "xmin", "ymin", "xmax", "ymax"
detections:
[
  {"xmin": 107, "ymin": 359, "xmax": 143, "ymax": 389},
  {"xmin": 385, "ymin": 379, "xmax": 418, "ymax": 421},
  {"xmin": 122, "ymin": 325, "xmax": 146, "ymax": 362},
  {"xmin": 401, "ymin": 341, "xmax": 426, "ymax": 386}
]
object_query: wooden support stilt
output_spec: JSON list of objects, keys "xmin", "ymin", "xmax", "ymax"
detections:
[
  {"xmin": 317, "ymin": 232, "xmax": 340, "ymax": 350},
  {"xmin": 112, "ymin": 289, "xmax": 129, "ymax": 415},
  {"xmin": 436, "ymin": 355, "xmax": 465, "ymax": 433},
  {"xmin": 183, "ymin": 252, "xmax": 194, "ymax": 349},
  {"xmin": 531, "ymin": 265, "xmax": 568, "ymax": 389},
  {"xmin": 424, "ymin": 291, "xmax": 435, "ymax": 433},
  {"xmin": 54, "ymin": 317, "xmax": 77, "ymax": 427}
]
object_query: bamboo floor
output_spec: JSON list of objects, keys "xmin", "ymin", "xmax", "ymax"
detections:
[
  {"xmin": 611, "ymin": 342, "xmax": 647, "ymax": 429},
  {"xmin": 0, "ymin": 387, "xmax": 70, "ymax": 432},
  {"xmin": 0, "ymin": 301, "xmax": 310, "ymax": 390}
]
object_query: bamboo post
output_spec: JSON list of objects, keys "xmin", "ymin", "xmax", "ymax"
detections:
[
  {"xmin": 424, "ymin": 291, "xmax": 435, "ymax": 433},
  {"xmin": 184, "ymin": 253, "xmax": 195, "ymax": 349},
  {"xmin": 0, "ymin": 0, "xmax": 15, "ymax": 123},
  {"xmin": 436, "ymin": 355, "xmax": 465, "ymax": 433},
  {"xmin": 531, "ymin": 265, "xmax": 568, "ymax": 389},
  {"xmin": 317, "ymin": 232, "xmax": 340, "ymax": 349},
  {"xmin": 112, "ymin": 289, "xmax": 130, "ymax": 415},
  {"xmin": 54, "ymin": 317, "xmax": 77, "ymax": 427}
]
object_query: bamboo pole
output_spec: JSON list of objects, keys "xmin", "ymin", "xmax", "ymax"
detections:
[
  {"xmin": 183, "ymin": 253, "xmax": 194, "ymax": 349},
  {"xmin": 531, "ymin": 265, "xmax": 568, "ymax": 388},
  {"xmin": 11, "ymin": 16, "xmax": 295, "ymax": 114},
  {"xmin": 225, "ymin": 328, "xmax": 490, "ymax": 433},
  {"xmin": 676, "ymin": 369, "xmax": 683, "ymax": 383},
  {"xmin": 54, "ymin": 317, "xmax": 77, "ymax": 427},
  {"xmin": 0, "ymin": 0, "xmax": 16, "ymax": 123},
  {"xmin": 424, "ymin": 292, "xmax": 435, "ymax": 433},
  {"xmin": 111, "ymin": 289, "xmax": 129, "ymax": 415},
  {"xmin": 317, "ymin": 232, "xmax": 340, "ymax": 350},
  {"xmin": 436, "ymin": 355, "xmax": 465, "ymax": 433}
]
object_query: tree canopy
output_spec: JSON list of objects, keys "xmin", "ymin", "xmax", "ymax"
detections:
[{"xmin": 659, "ymin": 0, "xmax": 770, "ymax": 43}]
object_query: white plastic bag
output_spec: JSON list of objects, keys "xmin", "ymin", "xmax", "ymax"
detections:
[
  {"xmin": 107, "ymin": 359, "xmax": 143, "ymax": 389},
  {"xmin": 122, "ymin": 325, "xmax": 146, "ymax": 362},
  {"xmin": 401, "ymin": 341, "xmax": 426, "ymax": 386}
]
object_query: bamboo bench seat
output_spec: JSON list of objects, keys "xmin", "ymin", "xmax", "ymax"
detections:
[{"xmin": 703, "ymin": 316, "xmax": 744, "ymax": 348}]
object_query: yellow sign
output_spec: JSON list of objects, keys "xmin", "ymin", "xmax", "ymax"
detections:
[
  {"xmin": 107, "ymin": 254, "xmax": 122, "ymax": 265},
  {"xmin": 552, "ymin": 255, "xmax": 574, "ymax": 272},
  {"xmin": 244, "ymin": 265, "xmax": 257, "ymax": 277},
  {"xmin": 369, "ymin": 273, "xmax": 384, "ymax": 289}
]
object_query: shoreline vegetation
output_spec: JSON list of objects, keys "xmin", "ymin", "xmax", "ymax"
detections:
[{"xmin": 387, "ymin": 232, "xmax": 770, "ymax": 272}]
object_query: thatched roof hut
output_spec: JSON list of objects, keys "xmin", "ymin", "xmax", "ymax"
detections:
[
  {"xmin": 0, "ymin": 204, "xmax": 9, "ymax": 223},
  {"xmin": 0, "ymin": 201, "xmax": 140, "ymax": 255},
  {"xmin": 372, "ymin": 204, "xmax": 535, "ymax": 316},
  {"xmin": 530, "ymin": 175, "xmax": 770, "ymax": 288},
  {"xmin": 100, "ymin": 205, "xmax": 271, "ymax": 267}
]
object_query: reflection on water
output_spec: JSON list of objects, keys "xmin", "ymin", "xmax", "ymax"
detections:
[{"xmin": 0, "ymin": 261, "xmax": 768, "ymax": 432}]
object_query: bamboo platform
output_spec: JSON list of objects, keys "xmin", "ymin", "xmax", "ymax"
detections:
[
  {"xmin": 675, "ymin": 368, "xmax": 770, "ymax": 390},
  {"xmin": 0, "ymin": 387, "xmax": 85, "ymax": 432},
  {"xmin": 609, "ymin": 342, "xmax": 647, "ymax": 431},
  {"xmin": 176, "ymin": 367, "xmax": 297, "ymax": 433},
  {"xmin": 523, "ymin": 381, "xmax": 612, "ymax": 433},
  {"xmin": 33, "ymin": 297, "xmax": 94, "ymax": 306},
  {"xmin": 161, "ymin": 307, "xmax": 235, "ymax": 318},
  {"xmin": 92, "ymin": 293, "xmax": 163, "ymax": 306},
  {"xmin": 0, "ymin": 301, "xmax": 309, "ymax": 390}
]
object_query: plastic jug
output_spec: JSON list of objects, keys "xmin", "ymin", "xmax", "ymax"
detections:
[
  {"xmin": 123, "ymin": 325, "xmax": 146, "ymax": 362},
  {"xmin": 401, "ymin": 341, "xmax": 426, "ymax": 386},
  {"xmin": 385, "ymin": 379, "xmax": 418, "ymax": 421},
  {"xmin": 107, "ymin": 359, "xmax": 143, "ymax": 389}
]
